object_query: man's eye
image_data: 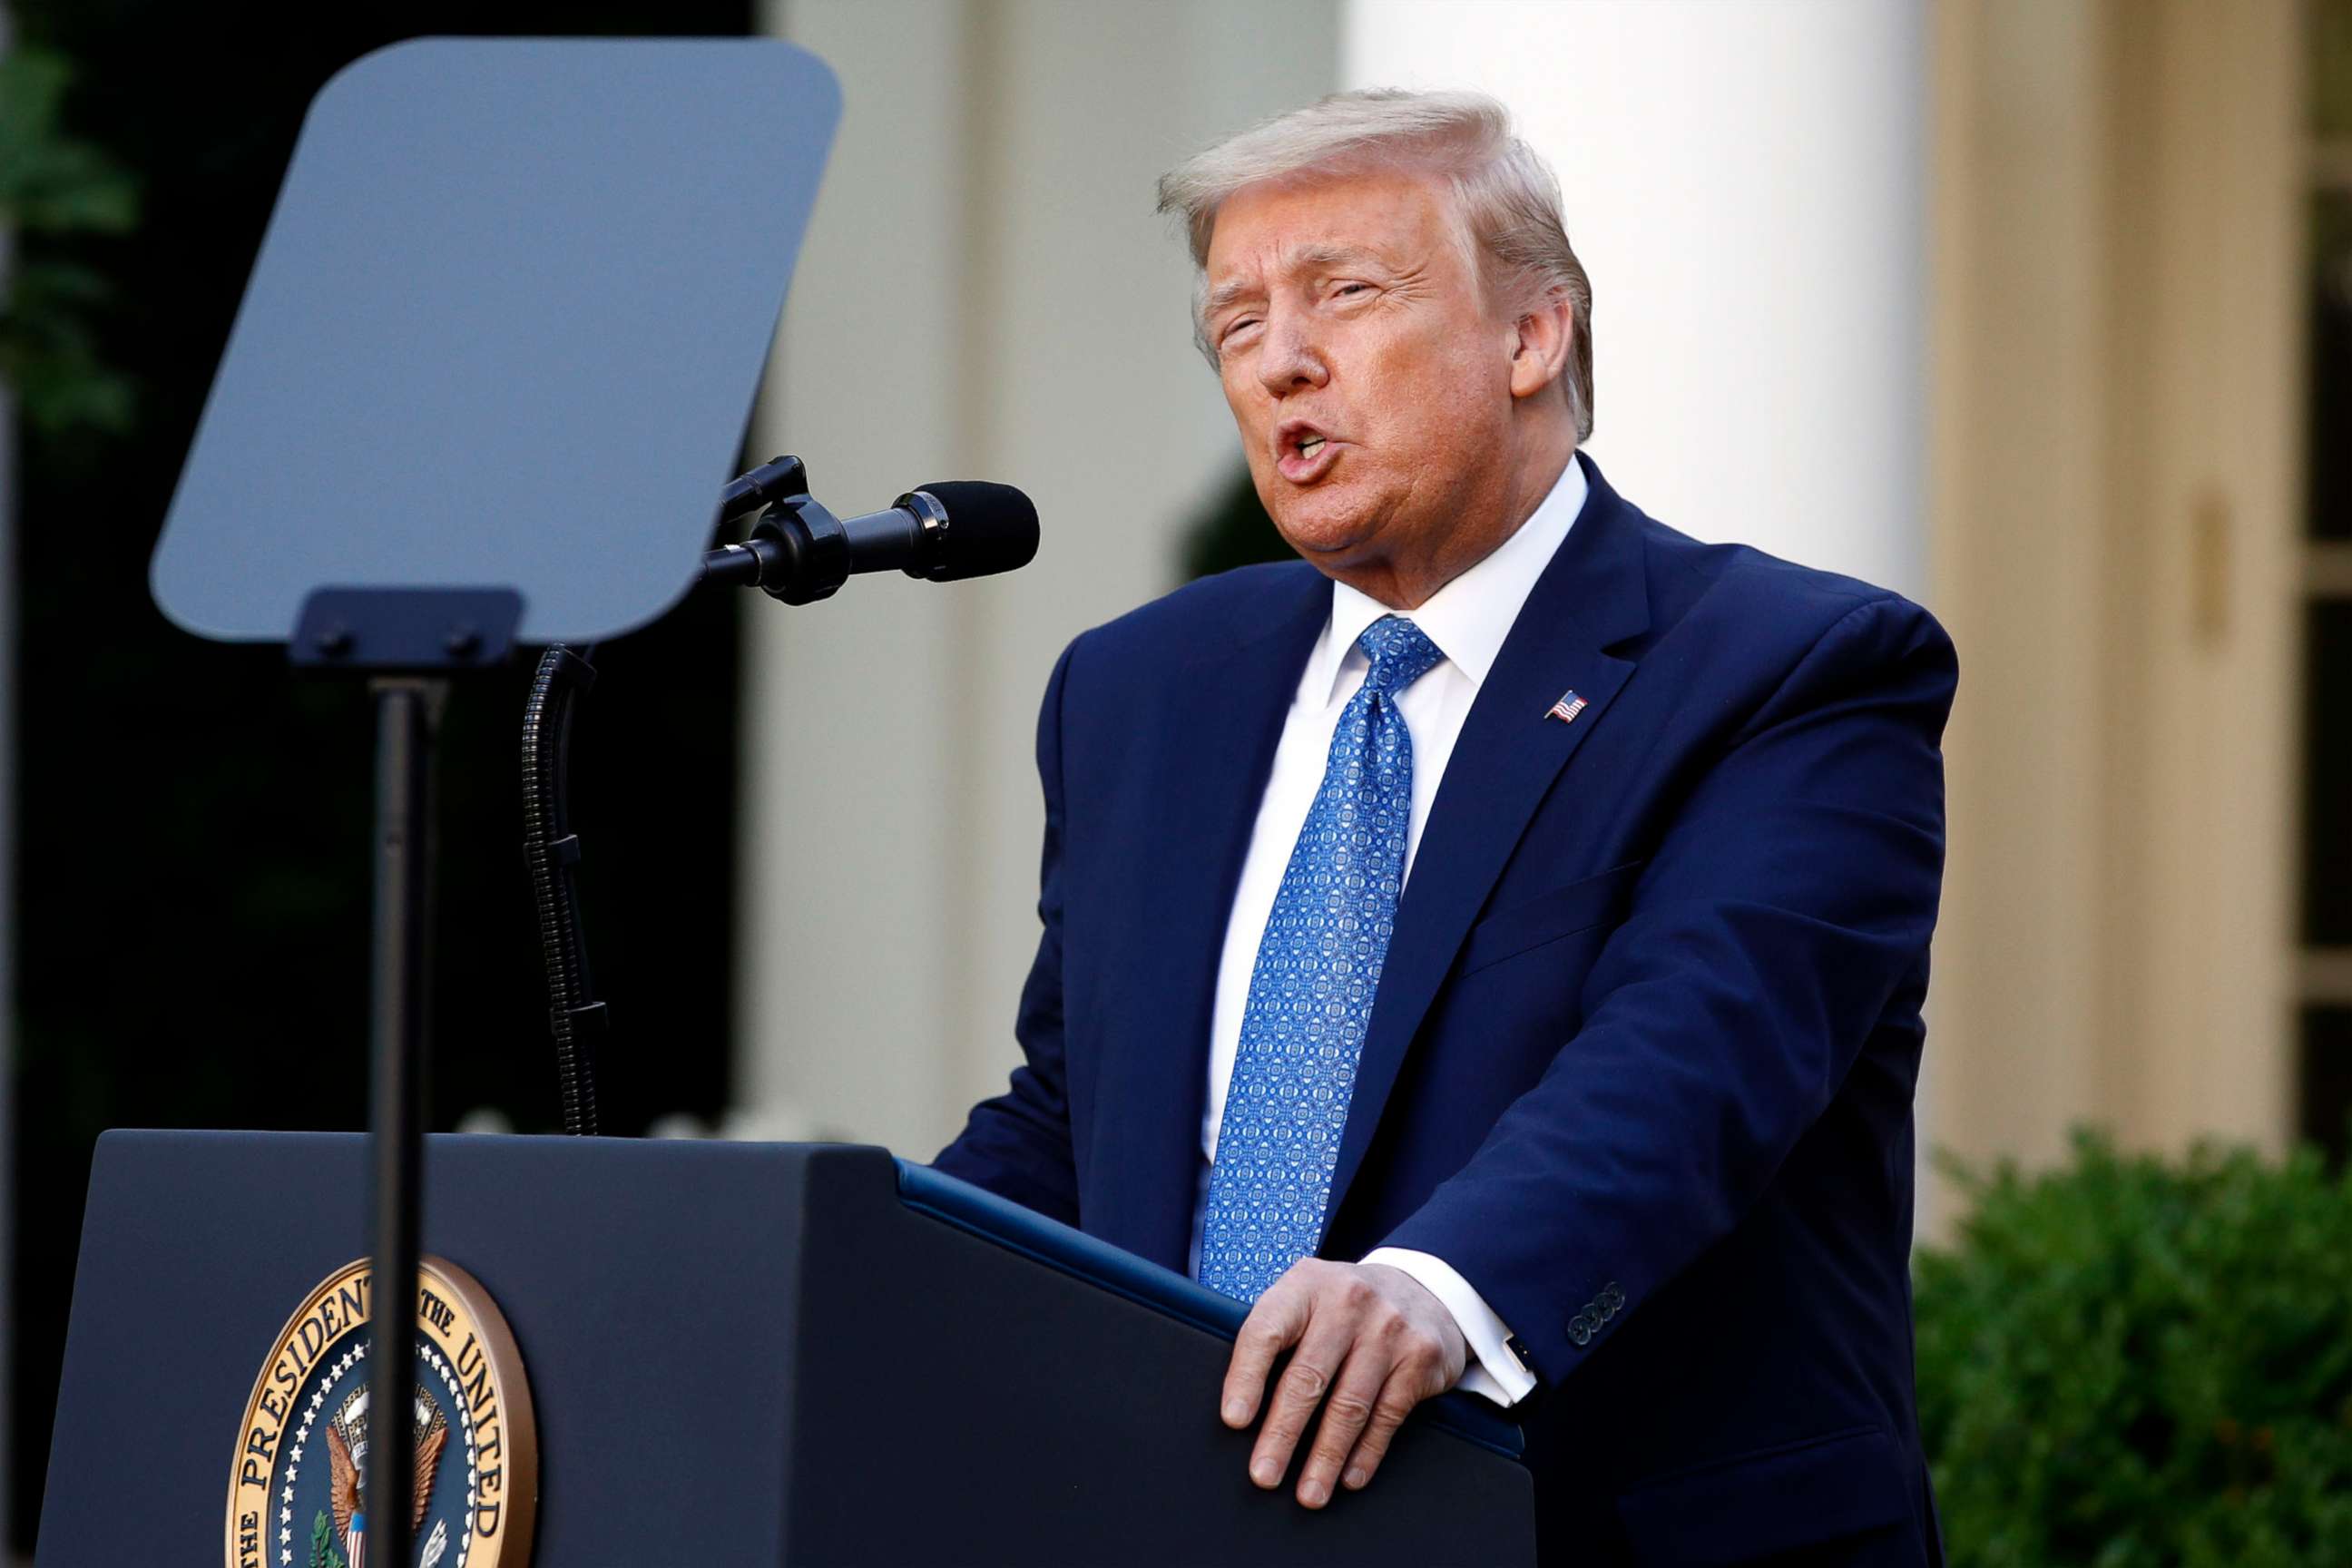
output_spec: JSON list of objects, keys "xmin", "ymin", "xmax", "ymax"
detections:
[
  {"xmin": 1333, "ymin": 282, "xmax": 1371, "ymax": 299},
  {"xmin": 1220, "ymin": 318, "xmax": 1261, "ymax": 345}
]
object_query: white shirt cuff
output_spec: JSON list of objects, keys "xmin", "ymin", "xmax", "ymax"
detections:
[{"xmin": 1359, "ymin": 1246, "xmax": 1538, "ymax": 1406}]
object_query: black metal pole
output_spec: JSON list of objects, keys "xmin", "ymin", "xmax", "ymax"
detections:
[{"xmin": 368, "ymin": 677, "xmax": 438, "ymax": 1568}]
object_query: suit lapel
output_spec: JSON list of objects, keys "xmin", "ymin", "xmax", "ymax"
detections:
[
  {"xmin": 1325, "ymin": 457, "xmax": 1653, "ymax": 1222},
  {"xmin": 1089, "ymin": 565, "xmax": 1328, "ymax": 1270}
]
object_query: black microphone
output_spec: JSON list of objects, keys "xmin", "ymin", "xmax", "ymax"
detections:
[{"xmin": 701, "ymin": 477, "xmax": 1039, "ymax": 604}]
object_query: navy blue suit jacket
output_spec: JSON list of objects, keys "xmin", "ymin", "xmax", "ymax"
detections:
[{"xmin": 935, "ymin": 456, "xmax": 1955, "ymax": 1566}]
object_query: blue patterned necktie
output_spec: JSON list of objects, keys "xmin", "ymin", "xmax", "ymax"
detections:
[{"xmin": 1198, "ymin": 614, "xmax": 1446, "ymax": 1301}]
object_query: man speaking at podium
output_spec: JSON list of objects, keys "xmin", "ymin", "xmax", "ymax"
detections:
[{"xmin": 935, "ymin": 89, "xmax": 1954, "ymax": 1568}]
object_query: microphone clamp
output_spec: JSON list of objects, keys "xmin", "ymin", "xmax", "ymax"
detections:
[
  {"xmin": 745, "ymin": 492, "xmax": 855, "ymax": 605},
  {"xmin": 698, "ymin": 478, "xmax": 854, "ymax": 605}
]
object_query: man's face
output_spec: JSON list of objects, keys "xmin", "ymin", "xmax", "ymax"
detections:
[{"xmin": 1202, "ymin": 166, "xmax": 1526, "ymax": 593}]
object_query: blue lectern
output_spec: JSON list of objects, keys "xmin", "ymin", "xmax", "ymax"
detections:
[{"xmin": 39, "ymin": 1132, "xmax": 1535, "ymax": 1564}]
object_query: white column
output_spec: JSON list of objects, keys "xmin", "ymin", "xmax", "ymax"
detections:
[
  {"xmin": 733, "ymin": 0, "xmax": 979, "ymax": 1154},
  {"xmin": 735, "ymin": 1, "xmax": 1337, "ymax": 1152},
  {"xmin": 1344, "ymin": 0, "xmax": 1930, "ymax": 597},
  {"xmin": 1343, "ymin": 0, "xmax": 1936, "ymax": 1220}
]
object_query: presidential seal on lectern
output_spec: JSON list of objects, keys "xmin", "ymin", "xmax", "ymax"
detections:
[{"xmin": 226, "ymin": 1257, "xmax": 537, "ymax": 1568}]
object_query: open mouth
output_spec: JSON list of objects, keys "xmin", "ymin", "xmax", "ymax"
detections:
[{"xmin": 1276, "ymin": 421, "xmax": 1340, "ymax": 482}]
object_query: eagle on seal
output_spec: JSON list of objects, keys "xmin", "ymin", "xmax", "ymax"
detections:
[{"xmin": 324, "ymin": 1385, "xmax": 450, "ymax": 1565}]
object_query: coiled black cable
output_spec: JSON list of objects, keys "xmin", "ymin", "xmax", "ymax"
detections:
[{"xmin": 521, "ymin": 642, "xmax": 604, "ymax": 1134}]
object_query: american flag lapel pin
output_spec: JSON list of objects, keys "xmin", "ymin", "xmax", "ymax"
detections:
[{"xmin": 1545, "ymin": 689, "xmax": 1588, "ymax": 725}]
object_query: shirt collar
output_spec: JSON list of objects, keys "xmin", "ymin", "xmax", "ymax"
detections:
[{"xmin": 1309, "ymin": 454, "xmax": 1590, "ymax": 704}]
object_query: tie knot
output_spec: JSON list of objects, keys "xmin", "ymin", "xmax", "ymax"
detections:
[{"xmin": 1356, "ymin": 615, "xmax": 1443, "ymax": 697}]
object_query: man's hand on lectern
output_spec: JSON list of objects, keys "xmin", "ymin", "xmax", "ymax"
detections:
[{"xmin": 1220, "ymin": 1259, "xmax": 1468, "ymax": 1508}]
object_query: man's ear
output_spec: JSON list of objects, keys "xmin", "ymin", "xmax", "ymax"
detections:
[{"xmin": 1507, "ymin": 295, "xmax": 1574, "ymax": 402}]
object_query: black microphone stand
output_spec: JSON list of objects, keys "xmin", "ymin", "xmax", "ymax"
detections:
[
  {"xmin": 522, "ymin": 642, "xmax": 603, "ymax": 1135},
  {"xmin": 518, "ymin": 455, "xmax": 1037, "ymax": 1147},
  {"xmin": 516, "ymin": 456, "xmax": 809, "ymax": 1125}
]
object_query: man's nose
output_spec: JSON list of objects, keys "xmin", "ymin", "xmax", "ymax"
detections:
[{"xmin": 1256, "ymin": 312, "xmax": 1328, "ymax": 397}]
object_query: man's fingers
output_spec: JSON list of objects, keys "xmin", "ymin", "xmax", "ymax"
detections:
[
  {"xmin": 1246, "ymin": 1308, "xmax": 1358, "ymax": 1490},
  {"xmin": 1338, "ymin": 1369, "xmax": 1421, "ymax": 1492},
  {"xmin": 1222, "ymin": 1260, "xmax": 1469, "ymax": 1504},
  {"xmin": 1292, "ymin": 1349, "xmax": 1388, "ymax": 1508},
  {"xmin": 1220, "ymin": 1277, "xmax": 1311, "ymax": 1429}
]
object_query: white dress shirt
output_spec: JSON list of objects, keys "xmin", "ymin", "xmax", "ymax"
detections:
[{"xmin": 1190, "ymin": 456, "xmax": 1590, "ymax": 1406}]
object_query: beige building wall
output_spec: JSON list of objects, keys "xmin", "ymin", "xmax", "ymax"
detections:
[
  {"xmin": 734, "ymin": 0, "xmax": 1337, "ymax": 1153},
  {"xmin": 1926, "ymin": 0, "xmax": 2304, "ymax": 1204}
]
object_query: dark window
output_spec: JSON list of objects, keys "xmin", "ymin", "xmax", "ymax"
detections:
[
  {"xmin": 2299, "ymin": 1007, "xmax": 2352, "ymax": 1162},
  {"xmin": 2305, "ymin": 602, "xmax": 2352, "ymax": 946}
]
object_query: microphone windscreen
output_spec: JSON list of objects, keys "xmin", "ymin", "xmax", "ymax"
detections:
[{"xmin": 916, "ymin": 481, "xmax": 1040, "ymax": 581}]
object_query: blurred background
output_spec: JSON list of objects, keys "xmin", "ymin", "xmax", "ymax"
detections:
[{"xmin": 1, "ymin": 0, "xmax": 2345, "ymax": 1557}]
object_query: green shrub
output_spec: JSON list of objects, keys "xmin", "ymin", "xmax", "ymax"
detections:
[
  {"xmin": 1180, "ymin": 463, "xmax": 1291, "ymax": 581},
  {"xmin": 1916, "ymin": 1130, "xmax": 2352, "ymax": 1566}
]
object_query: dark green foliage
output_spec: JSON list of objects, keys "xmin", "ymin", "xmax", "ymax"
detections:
[
  {"xmin": 1180, "ymin": 463, "xmax": 1294, "ymax": 580},
  {"xmin": 0, "ymin": 43, "xmax": 138, "ymax": 433},
  {"xmin": 1916, "ymin": 1130, "xmax": 2352, "ymax": 1566}
]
